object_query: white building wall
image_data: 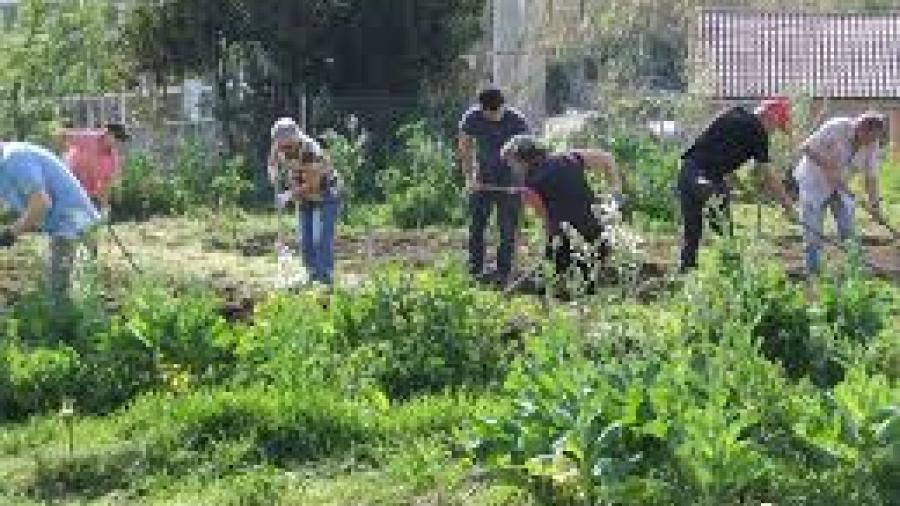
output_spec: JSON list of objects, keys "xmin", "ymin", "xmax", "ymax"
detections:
[{"xmin": 489, "ymin": 0, "xmax": 548, "ymax": 128}]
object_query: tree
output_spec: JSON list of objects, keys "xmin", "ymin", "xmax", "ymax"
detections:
[
  {"xmin": 123, "ymin": 0, "xmax": 485, "ymax": 154},
  {"xmin": 544, "ymin": 0, "xmax": 899, "ymax": 93},
  {"xmin": 0, "ymin": 0, "xmax": 129, "ymax": 140}
]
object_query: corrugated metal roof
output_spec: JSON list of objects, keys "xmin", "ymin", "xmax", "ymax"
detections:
[{"xmin": 695, "ymin": 10, "xmax": 900, "ymax": 99}]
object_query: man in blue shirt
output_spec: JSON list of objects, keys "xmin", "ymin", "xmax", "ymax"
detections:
[
  {"xmin": 0, "ymin": 141, "xmax": 100, "ymax": 307},
  {"xmin": 458, "ymin": 86, "xmax": 530, "ymax": 285}
]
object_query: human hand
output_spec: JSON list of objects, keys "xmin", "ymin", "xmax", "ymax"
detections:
[
  {"xmin": 267, "ymin": 165, "xmax": 280, "ymax": 186},
  {"xmin": 610, "ymin": 190, "xmax": 626, "ymax": 210},
  {"xmin": 275, "ymin": 191, "xmax": 292, "ymax": 209},
  {"xmin": 465, "ymin": 176, "xmax": 483, "ymax": 195}
]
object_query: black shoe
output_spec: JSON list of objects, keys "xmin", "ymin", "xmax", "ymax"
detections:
[
  {"xmin": 494, "ymin": 271, "xmax": 511, "ymax": 288},
  {"xmin": 472, "ymin": 272, "xmax": 492, "ymax": 285}
]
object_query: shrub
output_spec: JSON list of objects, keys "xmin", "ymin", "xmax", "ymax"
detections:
[
  {"xmin": 0, "ymin": 344, "xmax": 81, "ymax": 419},
  {"xmin": 78, "ymin": 284, "xmax": 234, "ymax": 412},
  {"xmin": 468, "ymin": 308, "xmax": 900, "ymax": 505},
  {"xmin": 607, "ymin": 135, "xmax": 680, "ymax": 226},
  {"xmin": 679, "ymin": 243, "xmax": 892, "ymax": 387},
  {"xmin": 331, "ymin": 266, "xmax": 527, "ymax": 400},
  {"xmin": 109, "ymin": 141, "xmax": 237, "ymax": 221},
  {"xmin": 379, "ymin": 121, "xmax": 465, "ymax": 228},
  {"xmin": 0, "ymin": 283, "xmax": 234, "ymax": 420}
]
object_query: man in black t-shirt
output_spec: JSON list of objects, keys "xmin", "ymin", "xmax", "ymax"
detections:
[
  {"xmin": 458, "ymin": 86, "xmax": 530, "ymax": 285},
  {"xmin": 678, "ymin": 98, "xmax": 797, "ymax": 271},
  {"xmin": 501, "ymin": 134, "xmax": 623, "ymax": 284}
]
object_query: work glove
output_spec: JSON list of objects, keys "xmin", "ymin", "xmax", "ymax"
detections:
[
  {"xmin": 267, "ymin": 165, "xmax": 279, "ymax": 187},
  {"xmin": 275, "ymin": 190, "xmax": 293, "ymax": 210},
  {"xmin": 0, "ymin": 227, "xmax": 16, "ymax": 248},
  {"xmin": 610, "ymin": 190, "xmax": 626, "ymax": 210},
  {"xmin": 465, "ymin": 181, "xmax": 485, "ymax": 195}
]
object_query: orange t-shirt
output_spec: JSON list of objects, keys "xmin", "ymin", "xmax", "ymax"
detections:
[{"xmin": 62, "ymin": 130, "xmax": 122, "ymax": 198}]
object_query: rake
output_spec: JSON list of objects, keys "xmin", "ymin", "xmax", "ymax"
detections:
[{"xmin": 784, "ymin": 213, "xmax": 895, "ymax": 275}]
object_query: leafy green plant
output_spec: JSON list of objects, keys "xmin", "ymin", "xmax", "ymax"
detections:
[
  {"xmin": 0, "ymin": 281, "xmax": 234, "ymax": 420},
  {"xmin": 322, "ymin": 116, "xmax": 369, "ymax": 219},
  {"xmin": 379, "ymin": 121, "xmax": 465, "ymax": 228},
  {"xmin": 210, "ymin": 155, "xmax": 252, "ymax": 245},
  {"xmin": 331, "ymin": 265, "xmax": 527, "ymax": 400},
  {"xmin": 679, "ymin": 241, "xmax": 892, "ymax": 388},
  {"xmin": 606, "ymin": 135, "xmax": 680, "ymax": 226},
  {"xmin": 0, "ymin": 344, "xmax": 81, "ymax": 419},
  {"xmin": 110, "ymin": 141, "xmax": 222, "ymax": 221},
  {"xmin": 469, "ymin": 241, "xmax": 899, "ymax": 505}
]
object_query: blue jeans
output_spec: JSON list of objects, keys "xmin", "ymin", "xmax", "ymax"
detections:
[
  {"xmin": 800, "ymin": 191, "xmax": 855, "ymax": 274},
  {"xmin": 298, "ymin": 191, "xmax": 340, "ymax": 285}
]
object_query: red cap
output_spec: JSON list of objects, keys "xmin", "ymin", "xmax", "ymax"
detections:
[{"xmin": 758, "ymin": 97, "xmax": 792, "ymax": 133}]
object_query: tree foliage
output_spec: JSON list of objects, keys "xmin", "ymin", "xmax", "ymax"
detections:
[
  {"xmin": 123, "ymin": 0, "xmax": 485, "ymax": 155},
  {"xmin": 0, "ymin": 0, "xmax": 129, "ymax": 140},
  {"xmin": 549, "ymin": 0, "xmax": 900, "ymax": 91}
]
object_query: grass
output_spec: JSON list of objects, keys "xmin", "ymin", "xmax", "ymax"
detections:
[
  {"xmin": 0, "ymin": 384, "xmax": 509, "ymax": 505},
  {"xmin": 1, "ymin": 196, "xmax": 898, "ymax": 504}
]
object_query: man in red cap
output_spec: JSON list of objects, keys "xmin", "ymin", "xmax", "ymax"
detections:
[{"xmin": 677, "ymin": 98, "xmax": 796, "ymax": 271}]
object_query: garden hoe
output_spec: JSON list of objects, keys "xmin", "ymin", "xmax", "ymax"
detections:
[
  {"xmin": 785, "ymin": 213, "xmax": 895, "ymax": 275},
  {"xmin": 859, "ymin": 203, "xmax": 900, "ymax": 243},
  {"xmin": 105, "ymin": 221, "xmax": 143, "ymax": 275}
]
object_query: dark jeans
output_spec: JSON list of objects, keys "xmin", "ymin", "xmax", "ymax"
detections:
[
  {"xmin": 469, "ymin": 190, "xmax": 521, "ymax": 280},
  {"xmin": 678, "ymin": 158, "xmax": 733, "ymax": 270}
]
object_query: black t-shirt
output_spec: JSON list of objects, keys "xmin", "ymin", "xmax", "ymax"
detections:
[
  {"xmin": 525, "ymin": 152, "xmax": 600, "ymax": 238},
  {"xmin": 682, "ymin": 106, "xmax": 770, "ymax": 179},
  {"xmin": 459, "ymin": 107, "xmax": 530, "ymax": 185}
]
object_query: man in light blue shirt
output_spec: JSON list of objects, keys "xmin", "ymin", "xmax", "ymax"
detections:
[{"xmin": 0, "ymin": 141, "xmax": 100, "ymax": 307}]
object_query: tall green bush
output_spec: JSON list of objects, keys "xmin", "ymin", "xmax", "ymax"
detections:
[{"xmin": 379, "ymin": 121, "xmax": 465, "ymax": 229}]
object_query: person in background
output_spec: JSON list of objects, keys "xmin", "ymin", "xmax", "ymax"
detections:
[
  {"xmin": 677, "ymin": 98, "xmax": 797, "ymax": 271},
  {"xmin": 59, "ymin": 122, "xmax": 130, "ymax": 215},
  {"xmin": 0, "ymin": 140, "xmax": 100, "ymax": 313},
  {"xmin": 458, "ymin": 86, "xmax": 530, "ymax": 286},
  {"xmin": 794, "ymin": 111, "xmax": 889, "ymax": 274},
  {"xmin": 267, "ymin": 117, "xmax": 341, "ymax": 286},
  {"xmin": 501, "ymin": 134, "xmax": 623, "ymax": 290}
]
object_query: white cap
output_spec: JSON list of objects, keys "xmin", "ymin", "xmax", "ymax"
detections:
[
  {"xmin": 270, "ymin": 117, "xmax": 323, "ymax": 156},
  {"xmin": 271, "ymin": 117, "xmax": 302, "ymax": 142}
]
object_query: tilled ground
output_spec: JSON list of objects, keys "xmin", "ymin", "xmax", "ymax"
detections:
[{"xmin": 2, "ymin": 218, "xmax": 897, "ymax": 313}]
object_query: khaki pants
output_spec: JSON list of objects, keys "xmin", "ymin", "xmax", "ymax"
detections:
[
  {"xmin": 47, "ymin": 236, "xmax": 78, "ymax": 312},
  {"xmin": 47, "ymin": 229, "xmax": 97, "ymax": 316}
]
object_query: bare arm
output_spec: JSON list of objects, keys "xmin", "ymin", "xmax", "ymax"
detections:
[
  {"xmin": 574, "ymin": 149, "xmax": 623, "ymax": 194},
  {"xmin": 864, "ymin": 172, "xmax": 882, "ymax": 215},
  {"xmin": 12, "ymin": 191, "xmax": 51, "ymax": 236},
  {"xmin": 759, "ymin": 163, "xmax": 795, "ymax": 216},
  {"xmin": 457, "ymin": 132, "xmax": 476, "ymax": 188},
  {"xmin": 266, "ymin": 143, "xmax": 280, "ymax": 186}
]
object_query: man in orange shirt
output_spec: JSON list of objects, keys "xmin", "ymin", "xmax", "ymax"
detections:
[{"xmin": 58, "ymin": 122, "xmax": 130, "ymax": 215}]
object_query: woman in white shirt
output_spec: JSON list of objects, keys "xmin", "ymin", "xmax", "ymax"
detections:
[
  {"xmin": 267, "ymin": 117, "xmax": 341, "ymax": 286},
  {"xmin": 794, "ymin": 112, "xmax": 887, "ymax": 274}
]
